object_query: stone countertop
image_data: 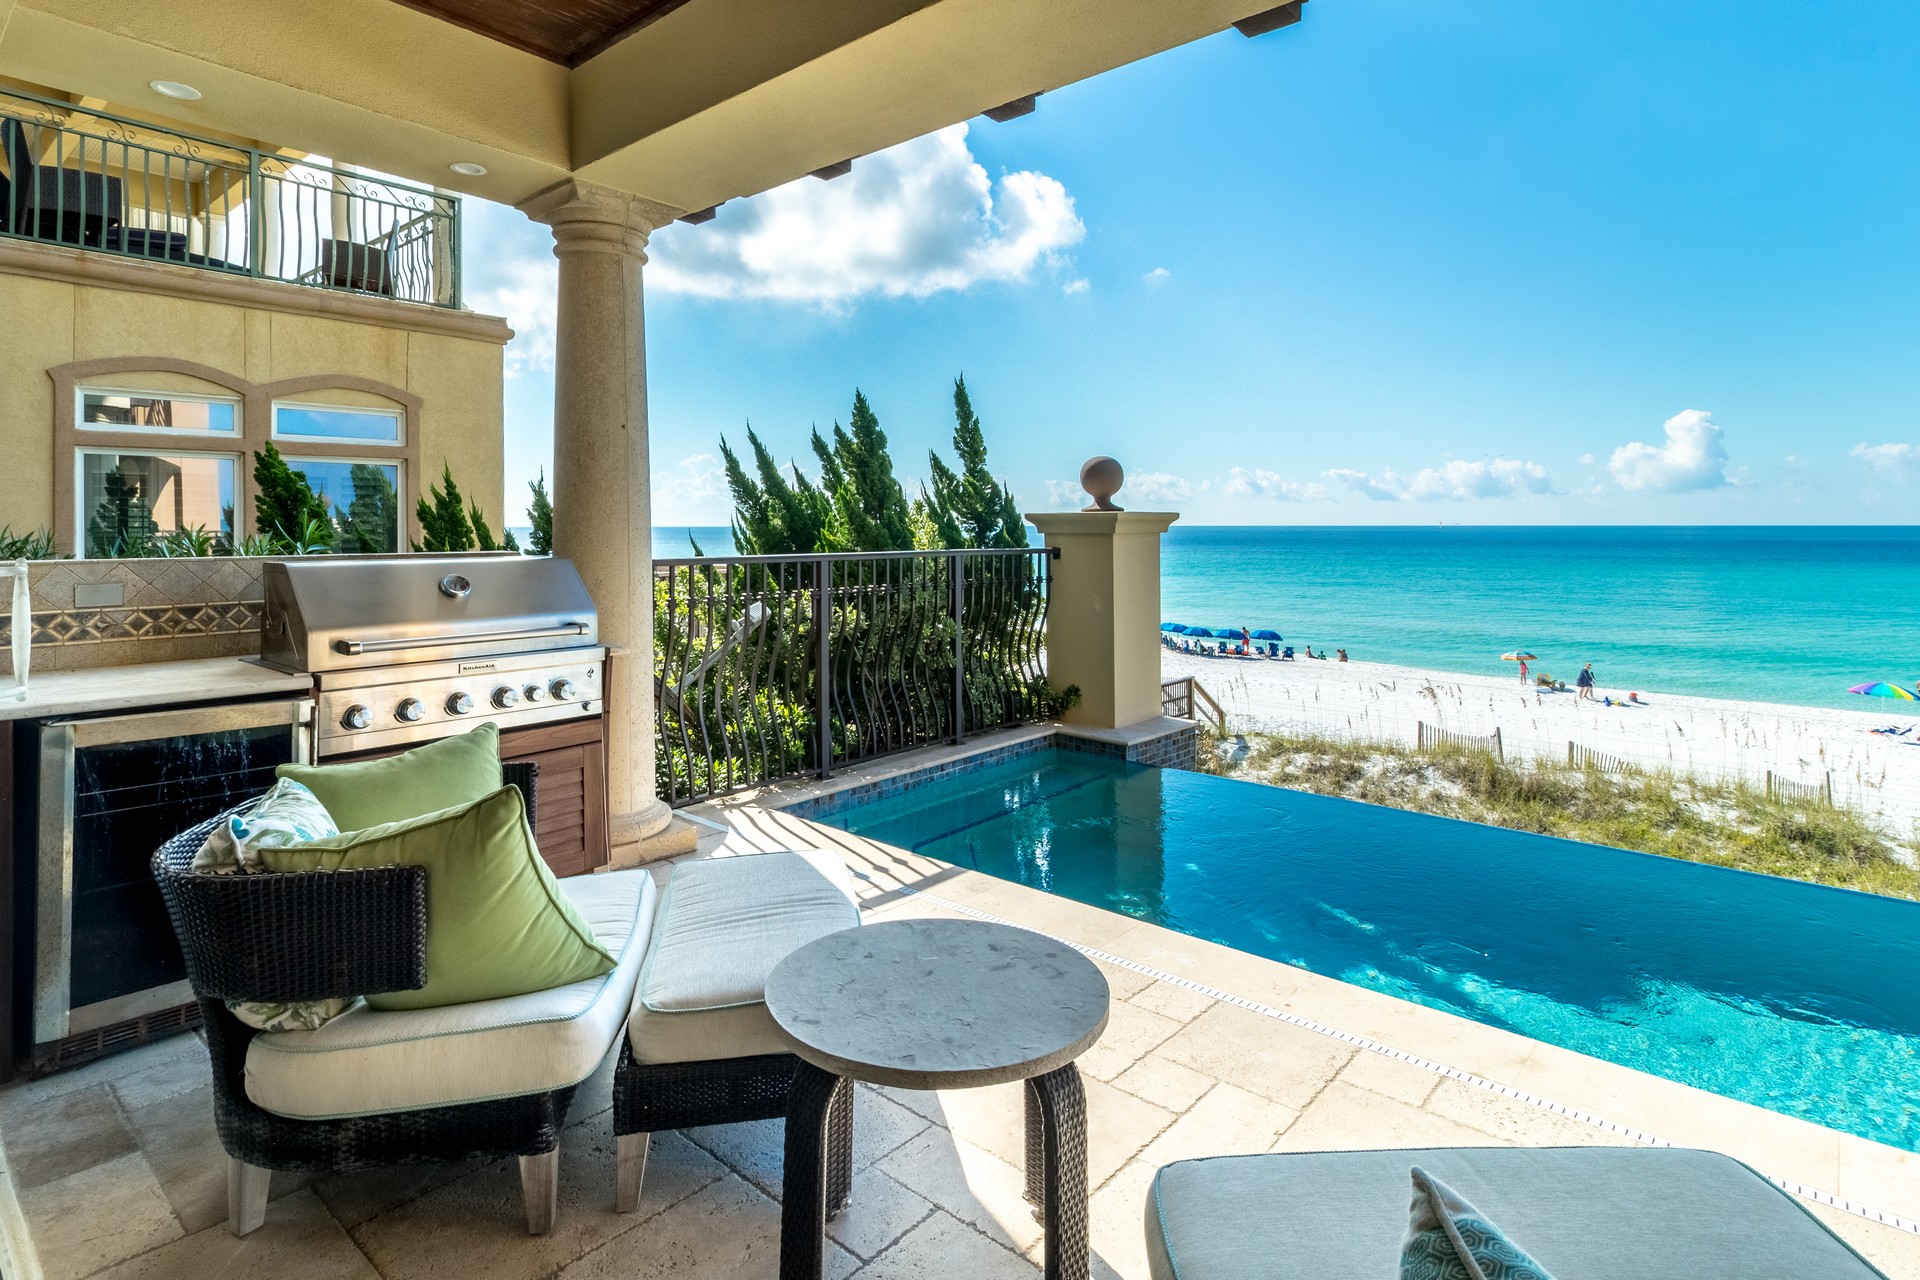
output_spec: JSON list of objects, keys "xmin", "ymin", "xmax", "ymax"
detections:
[{"xmin": 0, "ymin": 657, "xmax": 312, "ymax": 722}]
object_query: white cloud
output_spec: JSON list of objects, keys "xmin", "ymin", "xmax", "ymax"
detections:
[
  {"xmin": 647, "ymin": 125, "xmax": 1082, "ymax": 303},
  {"xmin": 1127, "ymin": 471, "xmax": 1200, "ymax": 503},
  {"xmin": 657, "ymin": 453, "xmax": 723, "ymax": 501},
  {"xmin": 1062, "ymin": 277, "xmax": 1091, "ymax": 295},
  {"xmin": 1142, "ymin": 267, "xmax": 1171, "ymax": 284},
  {"xmin": 1045, "ymin": 479, "xmax": 1084, "ymax": 509},
  {"xmin": 1224, "ymin": 467, "xmax": 1326, "ymax": 502},
  {"xmin": 1852, "ymin": 442, "xmax": 1915, "ymax": 476},
  {"xmin": 1578, "ymin": 452, "xmax": 1595, "ymax": 466},
  {"xmin": 1608, "ymin": 409, "xmax": 1731, "ymax": 492},
  {"xmin": 1328, "ymin": 458, "xmax": 1553, "ymax": 502}
]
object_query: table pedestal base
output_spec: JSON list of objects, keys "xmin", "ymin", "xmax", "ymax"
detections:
[{"xmin": 781, "ymin": 1061, "xmax": 1088, "ymax": 1280}]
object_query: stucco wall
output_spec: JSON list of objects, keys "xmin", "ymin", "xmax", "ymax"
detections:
[{"xmin": 0, "ymin": 248, "xmax": 509, "ymax": 549}]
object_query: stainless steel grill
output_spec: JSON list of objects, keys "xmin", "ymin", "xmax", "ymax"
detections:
[{"xmin": 259, "ymin": 556, "xmax": 605, "ymax": 757}]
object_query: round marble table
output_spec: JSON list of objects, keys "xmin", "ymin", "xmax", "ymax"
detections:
[{"xmin": 766, "ymin": 918, "xmax": 1111, "ymax": 1280}]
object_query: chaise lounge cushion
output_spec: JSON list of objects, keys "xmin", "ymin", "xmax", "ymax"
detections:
[
  {"xmin": 1145, "ymin": 1147, "xmax": 1886, "ymax": 1280},
  {"xmin": 243, "ymin": 868, "xmax": 655, "ymax": 1120},
  {"xmin": 627, "ymin": 850, "xmax": 860, "ymax": 1065}
]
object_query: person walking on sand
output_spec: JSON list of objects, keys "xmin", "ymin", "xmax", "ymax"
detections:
[
  {"xmin": 1576, "ymin": 663, "xmax": 1595, "ymax": 700},
  {"xmin": 1518, "ymin": 657, "xmax": 1529, "ymax": 684}
]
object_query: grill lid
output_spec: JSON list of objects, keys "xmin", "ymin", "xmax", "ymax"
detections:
[{"xmin": 259, "ymin": 555, "xmax": 598, "ymax": 673}]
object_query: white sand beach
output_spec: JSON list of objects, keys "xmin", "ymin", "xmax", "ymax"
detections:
[{"xmin": 1163, "ymin": 649, "xmax": 1920, "ymax": 833}]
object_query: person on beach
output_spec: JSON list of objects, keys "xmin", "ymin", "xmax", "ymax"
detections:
[
  {"xmin": 1577, "ymin": 663, "xmax": 1595, "ymax": 700},
  {"xmin": 1337, "ymin": 648, "xmax": 1348, "ymax": 662},
  {"xmin": 1518, "ymin": 658, "xmax": 1529, "ymax": 684},
  {"xmin": 1241, "ymin": 626, "xmax": 1252, "ymax": 653}
]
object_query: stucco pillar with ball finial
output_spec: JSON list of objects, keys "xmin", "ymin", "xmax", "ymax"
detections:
[{"xmin": 1026, "ymin": 458, "xmax": 1180, "ymax": 730}]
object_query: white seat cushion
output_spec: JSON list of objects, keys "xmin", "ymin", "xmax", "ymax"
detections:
[
  {"xmin": 244, "ymin": 868, "xmax": 656, "ymax": 1120},
  {"xmin": 627, "ymin": 849, "xmax": 859, "ymax": 1065}
]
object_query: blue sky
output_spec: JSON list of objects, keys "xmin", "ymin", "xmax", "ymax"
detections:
[{"xmin": 466, "ymin": 0, "xmax": 1920, "ymax": 529}]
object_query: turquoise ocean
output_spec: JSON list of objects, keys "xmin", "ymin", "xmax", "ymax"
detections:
[{"xmin": 653, "ymin": 525, "xmax": 1920, "ymax": 712}]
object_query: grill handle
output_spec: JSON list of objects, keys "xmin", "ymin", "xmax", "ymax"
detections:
[{"xmin": 333, "ymin": 622, "xmax": 588, "ymax": 656}]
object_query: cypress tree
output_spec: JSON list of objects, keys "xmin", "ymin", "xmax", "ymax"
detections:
[
  {"xmin": 335, "ymin": 464, "xmax": 399, "ymax": 554},
  {"xmin": 719, "ymin": 425, "xmax": 831, "ymax": 555},
  {"xmin": 253, "ymin": 441, "xmax": 333, "ymax": 549},
  {"xmin": 86, "ymin": 466, "xmax": 159, "ymax": 557},
  {"xmin": 413, "ymin": 462, "xmax": 475, "ymax": 552},
  {"xmin": 527, "ymin": 470, "xmax": 554, "ymax": 555},
  {"xmin": 808, "ymin": 391, "xmax": 913, "ymax": 552},
  {"xmin": 923, "ymin": 376, "xmax": 1027, "ymax": 548}
]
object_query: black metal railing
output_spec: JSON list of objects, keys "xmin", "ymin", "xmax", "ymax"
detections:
[
  {"xmin": 654, "ymin": 548, "xmax": 1056, "ymax": 805},
  {"xmin": 1, "ymin": 87, "xmax": 458, "ymax": 307}
]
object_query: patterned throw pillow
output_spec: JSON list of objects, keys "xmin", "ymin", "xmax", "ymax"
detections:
[
  {"xmin": 191, "ymin": 778, "xmax": 339, "ymax": 874},
  {"xmin": 1400, "ymin": 1167, "xmax": 1556, "ymax": 1280},
  {"xmin": 189, "ymin": 779, "xmax": 352, "ymax": 1033}
]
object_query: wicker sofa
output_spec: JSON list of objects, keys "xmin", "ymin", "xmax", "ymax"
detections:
[{"xmin": 153, "ymin": 763, "xmax": 660, "ymax": 1237}]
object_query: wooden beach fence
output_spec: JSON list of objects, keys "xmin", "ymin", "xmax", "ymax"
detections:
[
  {"xmin": 1567, "ymin": 741, "xmax": 1634, "ymax": 775},
  {"xmin": 1416, "ymin": 721, "xmax": 1503, "ymax": 762},
  {"xmin": 1765, "ymin": 770, "xmax": 1833, "ymax": 808}
]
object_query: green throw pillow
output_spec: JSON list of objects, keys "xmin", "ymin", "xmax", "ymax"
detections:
[
  {"xmin": 258, "ymin": 784, "xmax": 615, "ymax": 1011},
  {"xmin": 1400, "ymin": 1167, "xmax": 1555, "ymax": 1280},
  {"xmin": 278, "ymin": 722, "xmax": 502, "ymax": 831}
]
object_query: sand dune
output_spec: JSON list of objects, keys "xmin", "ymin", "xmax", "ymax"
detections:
[{"xmin": 1162, "ymin": 649, "xmax": 1920, "ymax": 831}]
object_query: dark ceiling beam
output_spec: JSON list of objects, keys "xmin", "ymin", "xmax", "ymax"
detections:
[
  {"xmin": 809, "ymin": 158, "xmax": 854, "ymax": 180},
  {"xmin": 1232, "ymin": 1, "xmax": 1305, "ymax": 37},
  {"xmin": 981, "ymin": 93, "xmax": 1037, "ymax": 123},
  {"xmin": 677, "ymin": 203, "xmax": 721, "ymax": 224}
]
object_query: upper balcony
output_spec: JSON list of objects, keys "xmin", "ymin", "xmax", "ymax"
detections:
[{"xmin": 0, "ymin": 86, "xmax": 459, "ymax": 309}]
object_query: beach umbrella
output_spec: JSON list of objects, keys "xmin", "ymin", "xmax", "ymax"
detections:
[
  {"xmin": 1251, "ymin": 629, "xmax": 1284, "ymax": 641},
  {"xmin": 1179, "ymin": 625, "xmax": 1214, "ymax": 636},
  {"xmin": 1501, "ymin": 651, "xmax": 1538, "ymax": 662},
  {"xmin": 1848, "ymin": 681, "xmax": 1917, "ymax": 700},
  {"xmin": 1160, "ymin": 622, "xmax": 1186, "ymax": 632}
]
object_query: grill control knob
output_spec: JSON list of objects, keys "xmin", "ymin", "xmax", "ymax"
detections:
[
  {"xmin": 446, "ymin": 692, "xmax": 475, "ymax": 716},
  {"xmin": 523, "ymin": 684, "xmax": 547, "ymax": 703},
  {"xmin": 341, "ymin": 704, "xmax": 372, "ymax": 731},
  {"xmin": 492, "ymin": 685, "xmax": 521, "ymax": 710},
  {"xmin": 395, "ymin": 698, "xmax": 426, "ymax": 723},
  {"xmin": 550, "ymin": 678, "xmax": 576, "ymax": 702}
]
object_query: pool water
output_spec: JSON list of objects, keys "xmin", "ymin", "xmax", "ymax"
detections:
[{"xmin": 819, "ymin": 748, "xmax": 1920, "ymax": 1152}]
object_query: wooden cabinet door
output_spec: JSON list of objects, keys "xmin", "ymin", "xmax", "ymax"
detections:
[{"xmin": 498, "ymin": 719, "xmax": 609, "ymax": 878}]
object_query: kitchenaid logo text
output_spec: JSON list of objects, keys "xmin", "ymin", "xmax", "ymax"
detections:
[{"xmin": 457, "ymin": 661, "xmax": 499, "ymax": 674}]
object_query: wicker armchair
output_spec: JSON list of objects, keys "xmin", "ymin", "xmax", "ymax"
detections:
[{"xmin": 153, "ymin": 764, "xmax": 603, "ymax": 1237}]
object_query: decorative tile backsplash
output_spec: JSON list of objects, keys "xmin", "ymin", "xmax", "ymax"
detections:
[{"xmin": 0, "ymin": 558, "xmax": 267, "ymax": 674}]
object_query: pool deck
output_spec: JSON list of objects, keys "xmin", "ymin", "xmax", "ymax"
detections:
[{"xmin": 2, "ymin": 754, "xmax": 1916, "ymax": 1278}]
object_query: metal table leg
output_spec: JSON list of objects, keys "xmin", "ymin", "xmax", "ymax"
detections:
[
  {"xmin": 780, "ymin": 1061, "xmax": 843, "ymax": 1280},
  {"xmin": 1029, "ymin": 1062, "xmax": 1090, "ymax": 1280}
]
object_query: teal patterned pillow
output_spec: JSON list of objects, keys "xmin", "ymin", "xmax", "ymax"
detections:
[
  {"xmin": 1400, "ymin": 1167, "xmax": 1556, "ymax": 1280},
  {"xmin": 191, "ymin": 778, "xmax": 339, "ymax": 874}
]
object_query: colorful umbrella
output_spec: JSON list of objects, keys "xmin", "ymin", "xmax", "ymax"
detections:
[
  {"xmin": 1251, "ymin": 629, "xmax": 1284, "ymax": 641},
  {"xmin": 1849, "ymin": 681, "xmax": 1917, "ymax": 700},
  {"xmin": 1501, "ymin": 651, "xmax": 1538, "ymax": 662}
]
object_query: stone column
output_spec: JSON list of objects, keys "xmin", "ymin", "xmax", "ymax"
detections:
[
  {"xmin": 520, "ymin": 180, "xmax": 681, "ymax": 862},
  {"xmin": 1026, "ymin": 509, "xmax": 1179, "ymax": 730}
]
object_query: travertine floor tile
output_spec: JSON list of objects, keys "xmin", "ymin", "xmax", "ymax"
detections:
[
  {"xmin": 1155, "ymin": 1003, "xmax": 1354, "ymax": 1109},
  {"xmin": 18, "ymin": 1152, "xmax": 183, "ymax": 1280},
  {"xmin": 1423, "ymin": 1078, "xmax": 1634, "ymax": 1147},
  {"xmin": 1077, "ymin": 1000, "xmax": 1183, "ymax": 1083},
  {"xmin": 682, "ymin": 1086, "xmax": 929, "ymax": 1196},
  {"xmin": 1269, "ymin": 1082, "xmax": 1490, "ymax": 1154},
  {"xmin": 1092, "ymin": 960, "xmax": 1156, "ymax": 1003},
  {"xmin": 873, "ymin": 1126, "xmax": 1042, "ymax": 1253},
  {"xmin": 124, "ymin": 1085, "xmax": 308, "ymax": 1234},
  {"xmin": 1123, "ymin": 980, "xmax": 1215, "ymax": 1025},
  {"xmin": 4, "ymin": 1083, "xmax": 138, "ymax": 1190},
  {"xmin": 1083, "ymin": 1158, "xmax": 1158, "ymax": 1280},
  {"xmin": 1138, "ymin": 1084, "xmax": 1298, "ymax": 1169},
  {"xmin": 1336, "ymin": 1050, "xmax": 1442, "ymax": 1107},
  {"xmin": 1805, "ymin": 1204, "xmax": 1920, "ymax": 1280},
  {"xmin": 826, "ymin": 1166, "xmax": 936, "ymax": 1261},
  {"xmin": 0, "ymin": 1033, "xmax": 204, "ymax": 1121},
  {"xmin": 1111, "ymin": 1054, "xmax": 1214, "ymax": 1115},
  {"xmin": 350, "ymin": 1115, "xmax": 724, "ymax": 1280},
  {"xmin": 556, "ymin": 1174, "xmax": 857, "ymax": 1279},
  {"xmin": 312, "ymin": 1158, "xmax": 490, "ymax": 1232},
  {"xmin": 854, "ymin": 1209, "xmax": 1038, "ymax": 1278},
  {"xmin": 88, "ymin": 1188, "xmax": 376, "ymax": 1280}
]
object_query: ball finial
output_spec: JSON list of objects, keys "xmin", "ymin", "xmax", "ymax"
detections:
[{"xmin": 1080, "ymin": 457, "xmax": 1124, "ymax": 512}]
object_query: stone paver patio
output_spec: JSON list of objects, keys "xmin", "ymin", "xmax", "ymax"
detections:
[{"xmin": 3, "ymin": 789, "xmax": 1917, "ymax": 1279}]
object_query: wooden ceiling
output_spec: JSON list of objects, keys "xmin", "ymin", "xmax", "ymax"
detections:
[{"xmin": 388, "ymin": 0, "xmax": 694, "ymax": 66}]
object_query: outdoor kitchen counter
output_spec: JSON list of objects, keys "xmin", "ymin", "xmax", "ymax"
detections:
[{"xmin": 0, "ymin": 658, "xmax": 311, "ymax": 721}]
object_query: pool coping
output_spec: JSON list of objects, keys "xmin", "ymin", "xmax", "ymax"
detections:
[{"xmin": 692, "ymin": 799, "xmax": 1920, "ymax": 1262}]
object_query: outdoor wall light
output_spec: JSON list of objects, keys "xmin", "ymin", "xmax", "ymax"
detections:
[
  {"xmin": 449, "ymin": 162, "xmax": 489, "ymax": 176},
  {"xmin": 148, "ymin": 80, "xmax": 202, "ymax": 101}
]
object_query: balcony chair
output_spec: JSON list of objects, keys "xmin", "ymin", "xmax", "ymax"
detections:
[
  {"xmin": 153, "ymin": 763, "xmax": 659, "ymax": 1237},
  {"xmin": 612, "ymin": 849, "xmax": 861, "ymax": 1216},
  {"xmin": 1145, "ymin": 1146, "xmax": 1889, "ymax": 1279}
]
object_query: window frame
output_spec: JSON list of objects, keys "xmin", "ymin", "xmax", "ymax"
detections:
[
  {"xmin": 75, "ymin": 385, "xmax": 243, "ymax": 440},
  {"xmin": 72, "ymin": 446, "xmax": 242, "ymax": 554},
  {"xmin": 270, "ymin": 399, "xmax": 406, "ymax": 447}
]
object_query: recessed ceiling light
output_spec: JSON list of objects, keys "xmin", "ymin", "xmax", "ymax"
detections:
[
  {"xmin": 149, "ymin": 80, "xmax": 202, "ymax": 101},
  {"xmin": 449, "ymin": 162, "xmax": 488, "ymax": 177}
]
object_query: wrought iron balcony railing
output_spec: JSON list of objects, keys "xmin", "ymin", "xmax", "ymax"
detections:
[
  {"xmin": 0, "ymin": 87, "xmax": 459, "ymax": 308},
  {"xmin": 654, "ymin": 548, "xmax": 1058, "ymax": 805}
]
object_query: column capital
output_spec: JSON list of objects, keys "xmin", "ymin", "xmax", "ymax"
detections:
[{"xmin": 516, "ymin": 180, "xmax": 682, "ymax": 261}]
